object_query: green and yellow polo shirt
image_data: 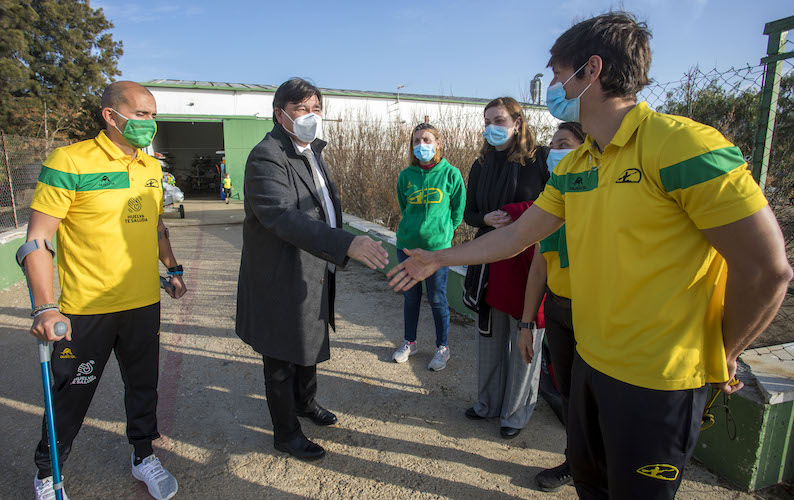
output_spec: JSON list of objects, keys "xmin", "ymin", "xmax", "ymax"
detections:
[
  {"xmin": 31, "ymin": 131, "xmax": 164, "ymax": 315},
  {"xmin": 534, "ymin": 102, "xmax": 767, "ymax": 391},
  {"xmin": 539, "ymin": 226, "xmax": 571, "ymax": 300}
]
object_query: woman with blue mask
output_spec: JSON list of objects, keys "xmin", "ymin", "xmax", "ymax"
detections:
[
  {"xmin": 393, "ymin": 123, "xmax": 466, "ymax": 372},
  {"xmin": 518, "ymin": 121, "xmax": 585, "ymax": 493},
  {"xmin": 463, "ymin": 97, "xmax": 551, "ymax": 439}
]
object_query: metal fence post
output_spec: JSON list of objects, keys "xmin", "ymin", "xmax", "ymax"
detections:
[
  {"xmin": 1, "ymin": 131, "xmax": 19, "ymax": 228},
  {"xmin": 751, "ymin": 16, "xmax": 794, "ymax": 189}
]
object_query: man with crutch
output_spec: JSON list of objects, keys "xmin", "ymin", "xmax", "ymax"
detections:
[{"xmin": 23, "ymin": 81, "xmax": 186, "ymax": 500}]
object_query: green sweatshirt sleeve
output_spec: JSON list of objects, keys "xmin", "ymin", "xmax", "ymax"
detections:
[
  {"xmin": 450, "ymin": 168, "xmax": 466, "ymax": 229},
  {"xmin": 396, "ymin": 170, "xmax": 407, "ymax": 214}
]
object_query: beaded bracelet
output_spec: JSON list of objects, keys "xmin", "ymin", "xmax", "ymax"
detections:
[{"xmin": 32, "ymin": 303, "xmax": 59, "ymax": 317}]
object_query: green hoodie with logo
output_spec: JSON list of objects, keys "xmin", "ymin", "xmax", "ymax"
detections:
[{"xmin": 396, "ymin": 158, "xmax": 466, "ymax": 251}]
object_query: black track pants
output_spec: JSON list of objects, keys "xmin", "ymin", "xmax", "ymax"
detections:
[
  {"xmin": 35, "ymin": 303, "xmax": 161, "ymax": 475},
  {"xmin": 567, "ymin": 351, "xmax": 708, "ymax": 500}
]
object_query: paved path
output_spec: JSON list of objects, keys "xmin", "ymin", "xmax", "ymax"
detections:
[{"xmin": 0, "ymin": 200, "xmax": 756, "ymax": 499}]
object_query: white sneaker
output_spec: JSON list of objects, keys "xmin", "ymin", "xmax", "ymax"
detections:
[
  {"xmin": 131, "ymin": 452, "xmax": 178, "ymax": 500},
  {"xmin": 428, "ymin": 346, "xmax": 450, "ymax": 371},
  {"xmin": 392, "ymin": 341, "xmax": 417, "ymax": 363},
  {"xmin": 34, "ymin": 473, "xmax": 69, "ymax": 500}
]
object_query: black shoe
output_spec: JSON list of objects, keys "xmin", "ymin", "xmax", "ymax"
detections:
[
  {"xmin": 465, "ymin": 407, "xmax": 484, "ymax": 420},
  {"xmin": 298, "ymin": 405, "xmax": 338, "ymax": 426},
  {"xmin": 274, "ymin": 435, "xmax": 325, "ymax": 461},
  {"xmin": 535, "ymin": 460, "xmax": 573, "ymax": 492},
  {"xmin": 500, "ymin": 426, "xmax": 521, "ymax": 439}
]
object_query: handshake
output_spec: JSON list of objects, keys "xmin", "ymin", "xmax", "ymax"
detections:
[{"xmin": 346, "ymin": 235, "xmax": 438, "ymax": 293}]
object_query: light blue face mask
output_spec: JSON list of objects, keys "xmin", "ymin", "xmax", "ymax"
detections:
[
  {"xmin": 413, "ymin": 144, "xmax": 436, "ymax": 162},
  {"xmin": 546, "ymin": 61, "xmax": 592, "ymax": 122},
  {"xmin": 482, "ymin": 124, "xmax": 511, "ymax": 147},
  {"xmin": 546, "ymin": 148, "xmax": 574, "ymax": 174}
]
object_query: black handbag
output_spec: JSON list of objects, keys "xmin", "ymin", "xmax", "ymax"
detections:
[
  {"xmin": 463, "ymin": 263, "xmax": 492, "ymax": 336},
  {"xmin": 463, "ymin": 263, "xmax": 488, "ymax": 312}
]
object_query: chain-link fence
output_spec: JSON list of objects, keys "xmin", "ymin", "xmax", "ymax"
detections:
[{"xmin": 0, "ymin": 133, "xmax": 69, "ymax": 233}]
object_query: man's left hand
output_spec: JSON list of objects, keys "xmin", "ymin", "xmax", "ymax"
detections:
[
  {"xmin": 713, "ymin": 357, "xmax": 743, "ymax": 394},
  {"xmin": 166, "ymin": 275, "xmax": 187, "ymax": 299}
]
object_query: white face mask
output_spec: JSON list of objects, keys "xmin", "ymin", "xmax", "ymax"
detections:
[{"xmin": 280, "ymin": 108, "xmax": 322, "ymax": 143}]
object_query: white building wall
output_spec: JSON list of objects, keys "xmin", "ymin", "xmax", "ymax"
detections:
[{"xmin": 146, "ymin": 87, "xmax": 559, "ymax": 138}]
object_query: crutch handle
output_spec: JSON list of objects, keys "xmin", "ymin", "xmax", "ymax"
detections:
[{"xmin": 53, "ymin": 322, "xmax": 68, "ymax": 337}]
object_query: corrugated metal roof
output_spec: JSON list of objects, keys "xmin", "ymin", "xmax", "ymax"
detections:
[{"xmin": 142, "ymin": 79, "xmax": 534, "ymax": 106}]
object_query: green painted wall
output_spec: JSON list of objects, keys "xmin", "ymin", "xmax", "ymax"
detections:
[
  {"xmin": 0, "ymin": 236, "xmax": 26, "ymax": 289},
  {"xmin": 694, "ymin": 388, "xmax": 794, "ymax": 491},
  {"xmin": 222, "ymin": 118, "xmax": 273, "ymax": 201}
]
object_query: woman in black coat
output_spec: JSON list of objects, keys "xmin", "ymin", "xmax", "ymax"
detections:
[{"xmin": 463, "ymin": 97, "xmax": 550, "ymax": 439}]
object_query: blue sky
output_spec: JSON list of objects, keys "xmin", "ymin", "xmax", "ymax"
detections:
[{"xmin": 94, "ymin": 0, "xmax": 792, "ymax": 100}]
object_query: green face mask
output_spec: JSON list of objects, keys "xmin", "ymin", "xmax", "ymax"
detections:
[{"xmin": 111, "ymin": 108, "xmax": 157, "ymax": 148}]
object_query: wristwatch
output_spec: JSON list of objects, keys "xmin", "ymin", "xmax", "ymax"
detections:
[{"xmin": 518, "ymin": 321, "xmax": 534, "ymax": 330}]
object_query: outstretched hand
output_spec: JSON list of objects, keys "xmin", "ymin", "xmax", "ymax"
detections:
[
  {"xmin": 387, "ymin": 248, "xmax": 439, "ymax": 292},
  {"xmin": 348, "ymin": 235, "xmax": 389, "ymax": 270}
]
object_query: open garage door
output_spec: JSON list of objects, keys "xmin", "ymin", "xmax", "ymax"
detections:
[{"xmin": 151, "ymin": 121, "xmax": 225, "ymax": 196}]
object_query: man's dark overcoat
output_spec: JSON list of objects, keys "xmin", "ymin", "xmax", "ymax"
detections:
[{"xmin": 235, "ymin": 122, "xmax": 354, "ymax": 365}]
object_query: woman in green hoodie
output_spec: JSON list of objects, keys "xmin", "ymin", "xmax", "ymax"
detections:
[{"xmin": 392, "ymin": 123, "xmax": 466, "ymax": 371}]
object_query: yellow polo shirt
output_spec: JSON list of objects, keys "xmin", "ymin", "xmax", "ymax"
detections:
[
  {"xmin": 31, "ymin": 131, "xmax": 164, "ymax": 315},
  {"xmin": 534, "ymin": 102, "xmax": 767, "ymax": 390},
  {"xmin": 539, "ymin": 226, "xmax": 571, "ymax": 299}
]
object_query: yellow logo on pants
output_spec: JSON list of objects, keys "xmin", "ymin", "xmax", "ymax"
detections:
[
  {"xmin": 637, "ymin": 464, "xmax": 679, "ymax": 481},
  {"xmin": 60, "ymin": 348, "xmax": 76, "ymax": 359}
]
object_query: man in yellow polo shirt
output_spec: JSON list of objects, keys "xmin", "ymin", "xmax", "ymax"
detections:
[
  {"xmin": 389, "ymin": 12, "xmax": 792, "ymax": 499},
  {"xmin": 24, "ymin": 81, "xmax": 186, "ymax": 500}
]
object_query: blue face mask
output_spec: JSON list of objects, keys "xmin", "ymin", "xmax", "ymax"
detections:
[
  {"xmin": 413, "ymin": 143, "xmax": 436, "ymax": 163},
  {"xmin": 482, "ymin": 124, "xmax": 511, "ymax": 147},
  {"xmin": 546, "ymin": 148, "xmax": 574, "ymax": 174},
  {"xmin": 546, "ymin": 61, "xmax": 592, "ymax": 122}
]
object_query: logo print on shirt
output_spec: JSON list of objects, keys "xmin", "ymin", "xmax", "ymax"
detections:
[
  {"xmin": 71, "ymin": 359, "xmax": 97, "ymax": 385},
  {"xmin": 408, "ymin": 188, "xmax": 443, "ymax": 205},
  {"xmin": 145, "ymin": 179, "xmax": 160, "ymax": 188},
  {"xmin": 98, "ymin": 175, "xmax": 114, "ymax": 188},
  {"xmin": 128, "ymin": 196, "xmax": 143, "ymax": 212},
  {"xmin": 616, "ymin": 168, "xmax": 642, "ymax": 184},
  {"xmin": 60, "ymin": 348, "xmax": 76, "ymax": 359}
]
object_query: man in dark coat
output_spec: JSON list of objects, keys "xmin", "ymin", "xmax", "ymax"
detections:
[{"xmin": 236, "ymin": 78, "xmax": 388, "ymax": 460}]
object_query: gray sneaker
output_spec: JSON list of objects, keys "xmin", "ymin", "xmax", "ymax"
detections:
[
  {"xmin": 428, "ymin": 346, "xmax": 450, "ymax": 371},
  {"xmin": 393, "ymin": 341, "xmax": 417, "ymax": 363},
  {"xmin": 131, "ymin": 452, "xmax": 178, "ymax": 500}
]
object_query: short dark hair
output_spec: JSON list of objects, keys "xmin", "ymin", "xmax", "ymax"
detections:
[
  {"xmin": 558, "ymin": 121, "xmax": 586, "ymax": 144},
  {"xmin": 548, "ymin": 11, "xmax": 652, "ymax": 99},
  {"xmin": 273, "ymin": 78, "xmax": 323, "ymax": 113}
]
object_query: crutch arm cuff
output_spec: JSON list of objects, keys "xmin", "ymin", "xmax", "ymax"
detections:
[{"xmin": 16, "ymin": 239, "xmax": 55, "ymax": 268}]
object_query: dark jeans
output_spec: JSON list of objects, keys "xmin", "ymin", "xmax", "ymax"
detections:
[
  {"xmin": 262, "ymin": 356, "xmax": 318, "ymax": 442},
  {"xmin": 567, "ymin": 351, "xmax": 708, "ymax": 500},
  {"xmin": 397, "ymin": 249, "xmax": 449, "ymax": 347},
  {"xmin": 35, "ymin": 303, "xmax": 161, "ymax": 476},
  {"xmin": 544, "ymin": 288, "xmax": 575, "ymax": 426}
]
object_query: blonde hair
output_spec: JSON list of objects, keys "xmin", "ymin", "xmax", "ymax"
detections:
[{"xmin": 478, "ymin": 97, "xmax": 537, "ymax": 166}]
